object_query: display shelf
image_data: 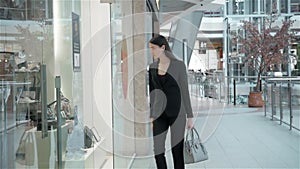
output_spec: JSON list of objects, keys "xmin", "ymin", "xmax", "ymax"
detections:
[
  {"xmin": 23, "ymin": 122, "xmax": 106, "ymax": 169},
  {"xmin": 14, "ymin": 65, "xmax": 41, "ymax": 124},
  {"xmin": 63, "ymin": 137, "xmax": 106, "ymax": 169},
  {"xmin": 24, "ymin": 121, "xmax": 72, "ymax": 168}
]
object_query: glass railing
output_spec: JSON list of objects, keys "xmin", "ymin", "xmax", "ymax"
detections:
[
  {"xmin": 188, "ymin": 72, "xmax": 261, "ymax": 104},
  {"xmin": 188, "ymin": 71, "xmax": 300, "ymax": 131},
  {"xmin": 188, "ymin": 71, "xmax": 227, "ymax": 102},
  {"xmin": 264, "ymin": 77, "xmax": 300, "ymax": 131}
]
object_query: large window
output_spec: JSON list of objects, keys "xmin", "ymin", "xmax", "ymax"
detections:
[
  {"xmin": 291, "ymin": 0, "xmax": 300, "ymax": 13},
  {"xmin": 280, "ymin": 0, "xmax": 288, "ymax": 13},
  {"xmin": 0, "ymin": 0, "xmax": 85, "ymax": 168},
  {"xmin": 0, "ymin": 0, "xmax": 53, "ymax": 20}
]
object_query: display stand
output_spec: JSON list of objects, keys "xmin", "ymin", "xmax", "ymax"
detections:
[
  {"xmin": 25, "ymin": 121, "xmax": 72, "ymax": 169},
  {"xmin": 63, "ymin": 137, "xmax": 106, "ymax": 169},
  {"xmin": 23, "ymin": 122, "xmax": 106, "ymax": 169}
]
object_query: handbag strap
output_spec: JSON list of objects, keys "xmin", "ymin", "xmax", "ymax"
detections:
[
  {"xmin": 185, "ymin": 127, "xmax": 201, "ymax": 143},
  {"xmin": 18, "ymin": 130, "xmax": 32, "ymax": 147},
  {"xmin": 19, "ymin": 130, "xmax": 29, "ymax": 142}
]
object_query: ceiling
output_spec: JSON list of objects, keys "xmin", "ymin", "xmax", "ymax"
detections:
[
  {"xmin": 159, "ymin": 0, "xmax": 196, "ymax": 13},
  {"xmin": 159, "ymin": 0, "xmax": 225, "ymax": 11},
  {"xmin": 158, "ymin": 0, "xmax": 225, "ymax": 25}
]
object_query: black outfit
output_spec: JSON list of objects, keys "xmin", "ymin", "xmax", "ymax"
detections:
[{"xmin": 149, "ymin": 60, "xmax": 193, "ymax": 169}]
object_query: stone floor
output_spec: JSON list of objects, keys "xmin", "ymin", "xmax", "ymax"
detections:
[{"xmin": 131, "ymin": 98, "xmax": 300, "ymax": 169}]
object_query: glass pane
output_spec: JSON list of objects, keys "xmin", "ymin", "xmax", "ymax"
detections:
[
  {"xmin": 280, "ymin": 0, "xmax": 288, "ymax": 13},
  {"xmin": 1, "ymin": 0, "xmax": 84, "ymax": 168},
  {"xmin": 232, "ymin": 0, "xmax": 245, "ymax": 15},
  {"xmin": 265, "ymin": 0, "xmax": 273, "ymax": 14},
  {"xmin": 111, "ymin": 1, "xmax": 136, "ymax": 168},
  {"xmin": 111, "ymin": 1, "xmax": 154, "ymax": 168},
  {"xmin": 0, "ymin": 0, "xmax": 53, "ymax": 20},
  {"xmin": 291, "ymin": 0, "xmax": 300, "ymax": 13}
]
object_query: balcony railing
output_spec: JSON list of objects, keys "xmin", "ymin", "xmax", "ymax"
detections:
[{"xmin": 188, "ymin": 70, "xmax": 300, "ymax": 131}]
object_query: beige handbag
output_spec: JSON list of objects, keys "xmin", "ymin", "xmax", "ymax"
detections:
[{"xmin": 15, "ymin": 131, "xmax": 35, "ymax": 166}]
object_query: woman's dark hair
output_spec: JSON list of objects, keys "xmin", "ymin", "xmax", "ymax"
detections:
[{"xmin": 149, "ymin": 35, "xmax": 177, "ymax": 60}]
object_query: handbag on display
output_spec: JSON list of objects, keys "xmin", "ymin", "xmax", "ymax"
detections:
[
  {"xmin": 184, "ymin": 127, "xmax": 208, "ymax": 164},
  {"xmin": 84, "ymin": 126, "xmax": 102, "ymax": 149},
  {"xmin": 15, "ymin": 131, "xmax": 35, "ymax": 166},
  {"xmin": 84, "ymin": 126, "xmax": 94, "ymax": 148}
]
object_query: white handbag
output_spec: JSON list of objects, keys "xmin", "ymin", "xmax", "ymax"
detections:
[
  {"xmin": 15, "ymin": 131, "xmax": 35, "ymax": 166},
  {"xmin": 184, "ymin": 127, "xmax": 208, "ymax": 164}
]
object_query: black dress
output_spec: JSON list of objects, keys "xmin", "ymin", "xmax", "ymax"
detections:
[
  {"xmin": 157, "ymin": 73, "xmax": 181, "ymax": 117},
  {"xmin": 149, "ymin": 59, "xmax": 193, "ymax": 119},
  {"xmin": 150, "ymin": 61, "xmax": 190, "ymax": 169}
]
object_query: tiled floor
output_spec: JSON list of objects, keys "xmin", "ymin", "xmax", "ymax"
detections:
[
  {"xmin": 132, "ymin": 98, "xmax": 300, "ymax": 169},
  {"xmin": 2, "ymin": 97, "xmax": 299, "ymax": 169}
]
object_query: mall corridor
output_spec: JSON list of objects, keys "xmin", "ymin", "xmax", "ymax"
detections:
[
  {"xmin": 1, "ymin": 1, "xmax": 300, "ymax": 168},
  {"xmin": 131, "ymin": 97, "xmax": 300, "ymax": 169},
  {"xmin": 5, "ymin": 92, "xmax": 300, "ymax": 169}
]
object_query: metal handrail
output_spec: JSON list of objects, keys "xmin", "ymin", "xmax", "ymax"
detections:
[{"xmin": 265, "ymin": 77, "xmax": 300, "ymax": 131}]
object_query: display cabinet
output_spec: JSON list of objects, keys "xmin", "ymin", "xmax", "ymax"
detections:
[
  {"xmin": 15, "ymin": 63, "xmax": 41, "ymax": 124},
  {"xmin": 0, "ymin": 51, "xmax": 16, "ymax": 130},
  {"xmin": 0, "ymin": 51, "xmax": 16, "ymax": 169},
  {"xmin": 0, "ymin": 51, "xmax": 41, "ymax": 126}
]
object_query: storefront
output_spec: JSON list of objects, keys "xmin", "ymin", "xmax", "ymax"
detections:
[
  {"xmin": 0, "ymin": 0, "xmax": 109, "ymax": 168},
  {"xmin": 0, "ymin": 0, "xmax": 157, "ymax": 168}
]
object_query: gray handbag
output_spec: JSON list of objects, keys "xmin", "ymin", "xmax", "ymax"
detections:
[{"xmin": 184, "ymin": 127, "xmax": 208, "ymax": 164}]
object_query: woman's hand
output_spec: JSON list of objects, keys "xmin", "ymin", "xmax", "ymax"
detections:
[{"xmin": 186, "ymin": 118, "xmax": 194, "ymax": 129}]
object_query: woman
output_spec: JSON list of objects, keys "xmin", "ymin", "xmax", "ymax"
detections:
[{"xmin": 148, "ymin": 35, "xmax": 194, "ymax": 169}]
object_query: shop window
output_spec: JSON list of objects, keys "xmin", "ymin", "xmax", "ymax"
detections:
[
  {"xmin": 280, "ymin": 0, "xmax": 288, "ymax": 13},
  {"xmin": 265, "ymin": 0, "xmax": 273, "ymax": 14},
  {"xmin": 0, "ymin": 0, "xmax": 53, "ymax": 20},
  {"xmin": 291, "ymin": 0, "xmax": 300, "ymax": 13},
  {"xmin": 233, "ymin": 0, "xmax": 245, "ymax": 15}
]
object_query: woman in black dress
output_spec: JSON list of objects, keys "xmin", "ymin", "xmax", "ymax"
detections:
[{"xmin": 148, "ymin": 35, "xmax": 194, "ymax": 169}]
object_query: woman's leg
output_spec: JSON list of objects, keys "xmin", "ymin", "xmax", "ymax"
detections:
[
  {"xmin": 170, "ymin": 116, "xmax": 186, "ymax": 169},
  {"xmin": 153, "ymin": 114, "xmax": 169, "ymax": 169}
]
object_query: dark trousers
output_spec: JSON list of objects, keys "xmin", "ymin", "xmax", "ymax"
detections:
[{"xmin": 153, "ymin": 113, "xmax": 186, "ymax": 169}]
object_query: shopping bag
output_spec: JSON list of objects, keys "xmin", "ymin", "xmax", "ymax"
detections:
[
  {"xmin": 184, "ymin": 127, "xmax": 208, "ymax": 164},
  {"xmin": 15, "ymin": 131, "xmax": 35, "ymax": 166}
]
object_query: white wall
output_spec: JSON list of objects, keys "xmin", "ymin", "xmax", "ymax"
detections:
[
  {"xmin": 189, "ymin": 49, "xmax": 218, "ymax": 71},
  {"xmin": 81, "ymin": 0, "xmax": 113, "ymax": 156}
]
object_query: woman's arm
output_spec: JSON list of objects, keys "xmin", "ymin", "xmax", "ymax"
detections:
[
  {"xmin": 187, "ymin": 118, "xmax": 194, "ymax": 129},
  {"xmin": 149, "ymin": 69, "xmax": 155, "ymax": 118},
  {"xmin": 179, "ymin": 62, "xmax": 193, "ymax": 118}
]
